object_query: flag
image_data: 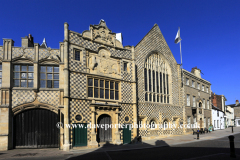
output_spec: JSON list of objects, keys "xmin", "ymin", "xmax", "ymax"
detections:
[{"xmin": 175, "ymin": 28, "xmax": 181, "ymax": 44}]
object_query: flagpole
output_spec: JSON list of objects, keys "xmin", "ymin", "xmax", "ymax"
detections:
[
  {"xmin": 179, "ymin": 27, "xmax": 183, "ymax": 88},
  {"xmin": 179, "ymin": 27, "xmax": 182, "ymax": 68}
]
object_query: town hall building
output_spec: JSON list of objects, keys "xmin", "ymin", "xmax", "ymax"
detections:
[{"xmin": 0, "ymin": 20, "xmax": 210, "ymax": 151}]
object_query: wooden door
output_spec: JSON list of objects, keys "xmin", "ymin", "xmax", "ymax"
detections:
[
  {"xmin": 97, "ymin": 114, "xmax": 112, "ymax": 142},
  {"xmin": 73, "ymin": 123, "xmax": 88, "ymax": 147},
  {"xmin": 123, "ymin": 124, "xmax": 131, "ymax": 144},
  {"xmin": 13, "ymin": 108, "xmax": 59, "ymax": 148}
]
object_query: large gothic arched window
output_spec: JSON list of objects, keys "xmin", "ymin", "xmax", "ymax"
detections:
[{"xmin": 144, "ymin": 53, "xmax": 170, "ymax": 103}]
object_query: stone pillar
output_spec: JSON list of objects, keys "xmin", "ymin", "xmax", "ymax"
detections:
[
  {"xmin": 63, "ymin": 22, "xmax": 70, "ymax": 151},
  {"xmin": 114, "ymin": 108, "xmax": 121, "ymax": 144},
  {"xmin": 89, "ymin": 106, "xmax": 98, "ymax": 148},
  {"xmin": 132, "ymin": 57, "xmax": 137, "ymax": 142},
  {"xmin": 34, "ymin": 43, "xmax": 39, "ymax": 89},
  {"xmin": 0, "ymin": 39, "xmax": 13, "ymax": 150}
]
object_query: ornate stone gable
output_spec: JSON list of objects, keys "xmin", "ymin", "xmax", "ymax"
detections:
[
  {"xmin": 90, "ymin": 20, "xmax": 115, "ymax": 46},
  {"xmin": 81, "ymin": 20, "xmax": 123, "ymax": 48}
]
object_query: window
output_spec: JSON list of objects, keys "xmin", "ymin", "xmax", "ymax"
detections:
[
  {"xmin": 217, "ymin": 120, "xmax": 219, "ymax": 128},
  {"xmin": 40, "ymin": 66, "xmax": 59, "ymax": 88},
  {"xmin": 207, "ymin": 100, "xmax": 209, "ymax": 109},
  {"xmin": 150, "ymin": 120, "xmax": 156, "ymax": 129},
  {"xmin": 197, "ymin": 83, "xmax": 200, "ymax": 89},
  {"xmin": 187, "ymin": 116, "xmax": 191, "ymax": 125},
  {"xmin": 163, "ymin": 120, "xmax": 168, "ymax": 128},
  {"xmin": 0, "ymin": 64, "xmax": 2, "ymax": 87},
  {"xmin": 75, "ymin": 50, "xmax": 80, "ymax": 61},
  {"xmin": 186, "ymin": 78, "xmax": 189, "ymax": 85},
  {"xmin": 193, "ymin": 96, "xmax": 196, "ymax": 107},
  {"xmin": 187, "ymin": 94, "xmax": 190, "ymax": 106},
  {"xmin": 123, "ymin": 62, "xmax": 127, "ymax": 71},
  {"xmin": 217, "ymin": 111, "xmax": 219, "ymax": 117},
  {"xmin": 88, "ymin": 78, "xmax": 119, "ymax": 100},
  {"xmin": 192, "ymin": 80, "xmax": 195, "ymax": 88},
  {"xmin": 193, "ymin": 117, "xmax": 196, "ymax": 124},
  {"xmin": 204, "ymin": 117, "xmax": 206, "ymax": 128},
  {"xmin": 203, "ymin": 99, "xmax": 205, "ymax": 108},
  {"xmin": 206, "ymin": 87, "xmax": 209, "ymax": 93},
  {"xmin": 208, "ymin": 118, "xmax": 210, "ymax": 127},
  {"xmin": 214, "ymin": 120, "xmax": 216, "ymax": 128},
  {"xmin": 13, "ymin": 65, "xmax": 34, "ymax": 87},
  {"xmin": 202, "ymin": 85, "xmax": 204, "ymax": 91},
  {"xmin": 144, "ymin": 53, "xmax": 170, "ymax": 103}
]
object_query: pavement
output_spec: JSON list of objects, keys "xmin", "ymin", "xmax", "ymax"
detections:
[{"xmin": 0, "ymin": 127, "xmax": 239, "ymax": 160}]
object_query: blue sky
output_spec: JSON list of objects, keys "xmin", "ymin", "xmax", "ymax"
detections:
[{"xmin": 1, "ymin": 0, "xmax": 239, "ymax": 104}]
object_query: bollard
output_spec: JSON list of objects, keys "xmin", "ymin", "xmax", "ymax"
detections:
[
  {"xmin": 197, "ymin": 131, "xmax": 199, "ymax": 140},
  {"xmin": 232, "ymin": 126, "xmax": 234, "ymax": 133},
  {"xmin": 228, "ymin": 135, "xmax": 236, "ymax": 158}
]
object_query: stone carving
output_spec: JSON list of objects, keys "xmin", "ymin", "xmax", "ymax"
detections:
[
  {"xmin": 88, "ymin": 48, "xmax": 120, "ymax": 77},
  {"xmin": 91, "ymin": 20, "xmax": 115, "ymax": 46},
  {"xmin": 89, "ymin": 55, "xmax": 98, "ymax": 70}
]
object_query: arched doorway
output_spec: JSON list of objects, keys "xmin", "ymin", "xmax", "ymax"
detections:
[
  {"xmin": 13, "ymin": 108, "xmax": 59, "ymax": 148},
  {"xmin": 97, "ymin": 114, "xmax": 112, "ymax": 142}
]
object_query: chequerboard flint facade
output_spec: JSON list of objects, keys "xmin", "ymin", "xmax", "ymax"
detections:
[{"xmin": 0, "ymin": 20, "xmax": 211, "ymax": 151}]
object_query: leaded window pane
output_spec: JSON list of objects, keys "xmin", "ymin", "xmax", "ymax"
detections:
[
  {"xmin": 144, "ymin": 68, "xmax": 147, "ymax": 91},
  {"xmin": 14, "ymin": 65, "xmax": 20, "ymax": 71},
  {"xmin": 54, "ymin": 67, "xmax": 59, "ymax": 73},
  {"xmin": 47, "ymin": 80, "xmax": 52, "ymax": 88},
  {"xmin": 40, "ymin": 66, "xmax": 46, "ymax": 72},
  {"xmin": 47, "ymin": 66, "xmax": 53, "ymax": 72},
  {"xmin": 28, "ymin": 73, "xmax": 33, "ymax": 79},
  {"xmin": 53, "ymin": 80, "xmax": 59, "ymax": 88},
  {"xmin": 115, "ymin": 91, "xmax": 119, "ymax": 100},
  {"xmin": 148, "ymin": 69, "xmax": 151, "ymax": 91},
  {"xmin": 88, "ymin": 78, "xmax": 93, "ymax": 86},
  {"xmin": 21, "ymin": 73, "xmax": 27, "ymax": 78},
  {"xmin": 14, "ymin": 79, "xmax": 20, "ymax": 87},
  {"xmin": 28, "ymin": 80, "xmax": 33, "ymax": 88},
  {"xmin": 105, "ymin": 89, "xmax": 109, "ymax": 99},
  {"xmin": 40, "ymin": 80, "xmax": 46, "ymax": 88},
  {"xmin": 105, "ymin": 81, "xmax": 109, "ymax": 88},
  {"xmin": 14, "ymin": 72, "xmax": 20, "ymax": 78},
  {"xmin": 54, "ymin": 74, "xmax": 59, "ymax": 79},
  {"xmin": 75, "ymin": 50, "xmax": 80, "ymax": 61},
  {"xmin": 153, "ymin": 71, "xmax": 155, "ymax": 92},
  {"xmin": 88, "ymin": 87, "xmax": 93, "ymax": 97},
  {"xmin": 110, "ymin": 90, "xmax": 114, "ymax": 99},
  {"xmin": 28, "ymin": 66, "xmax": 34, "ymax": 72},
  {"xmin": 94, "ymin": 88, "xmax": 98, "ymax": 98},
  {"xmin": 110, "ymin": 82, "xmax": 114, "ymax": 89},
  {"xmin": 47, "ymin": 74, "xmax": 52, "ymax": 79},
  {"xmin": 100, "ymin": 89, "xmax": 104, "ymax": 98},
  {"xmin": 94, "ymin": 79, "xmax": 98, "ymax": 87},
  {"xmin": 21, "ymin": 80, "xmax": 27, "ymax": 87},
  {"xmin": 115, "ymin": 82, "xmax": 118, "ymax": 90},
  {"xmin": 21, "ymin": 65, "xmax": 27, "ymax": 71},
  {"xmin": 100, "ymin": 80, "xmax": 104, "ymax": 87}
]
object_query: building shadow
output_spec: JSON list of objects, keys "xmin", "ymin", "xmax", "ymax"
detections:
[{"xmin": 67, "ymin": 134, "xmax": 240, "ymax": 160}]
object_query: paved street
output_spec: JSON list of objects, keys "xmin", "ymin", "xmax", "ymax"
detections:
[{"xmin": 1, "ymin": 127, "xmax": 240, "ymax": 160}]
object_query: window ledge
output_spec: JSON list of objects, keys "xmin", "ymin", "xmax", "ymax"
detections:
[
  {"xmin": 12, "ymin": 87, "xmax": 36, "ymax": 90},
  {"xmin": 39, "ymin": 88, "xmax": 62, "ymax": 91}
]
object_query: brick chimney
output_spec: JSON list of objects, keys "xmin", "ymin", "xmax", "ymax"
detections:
[
  {"xmin": 191, "ymin": 66, "xmax": 201, "ymax": 78},
  {"xmin": 236, "ymin": 100, "xmax": 239, "ymax": 105}
]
